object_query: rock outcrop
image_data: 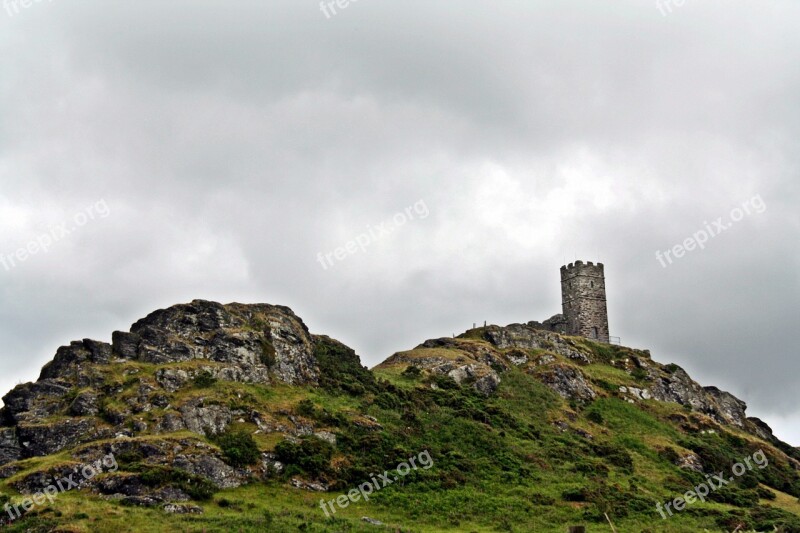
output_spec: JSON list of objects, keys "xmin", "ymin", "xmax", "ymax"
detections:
[
  {"xmin": 377, "ymin": 321, "xmax": 779, "ymax": 444},
  {"xmin": 0, "ymin": 300, "xmax": 322, "ymax": 486}
]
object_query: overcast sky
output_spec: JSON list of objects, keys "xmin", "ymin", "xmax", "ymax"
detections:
[{"xmin": 1, "ymin": 1, "xmax": 798, "ymax": 444}]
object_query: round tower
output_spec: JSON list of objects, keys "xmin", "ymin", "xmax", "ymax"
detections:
[{"xmin": 560, "ymin": 260, "xmax": 609, "ymax": 342}]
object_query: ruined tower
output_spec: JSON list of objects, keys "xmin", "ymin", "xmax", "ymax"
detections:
[{"xmin": 560, "ymin": 260, "xmax": 609, "ymax": 342}]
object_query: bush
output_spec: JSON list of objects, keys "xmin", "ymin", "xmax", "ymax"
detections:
[
  {"xmin": 591, "ymin": 343, "xmax": 615, "ymax": 363},
  {"xmin": 747, "ymin": 505, "xmax": 800, "ymax": 531},
  {"xmin": 193, "ymin": 371, "xmax": 217, "ymax": 388},
  {"xmin": 402, "ymin": 365, "xmax": 422, "ymax": 378},
  {"xmin": 213, "ymin": 430, "xmax": 260, "ymax": 467},
  {"xmin": 708, "ymin": 485, "xmax": 759, "ymax": 508},
  {"xmin": 429, "ymin": 374, "xmax": 460, "ymax": 390},
  {"xmin": 562, "ymin": 487, "xmax": 589, "ymax": 502},
  {"xmin": 528, "ymin": 493, "xmax": 556, "ymax": 505},
  {"xmin": 658, "ymin": 447, "xmax": 680, "ymax": 464},
  {"xmin": 592, "ymin": 443, "xmax": 634, "ymax": 474},
  {"xmin": 314, "ymin": 337, "xmax": 380, "ymax": 395},
  {"xmin": 138, "ymin": 465, "xmax": 216, "ymax": 501},
  {"xmin": 575, "ymin": 460, "xmax": 609, "ymax": 478},
  {"xmin": 756, "ymin": 486, "xmax": 776, "ymax": 500},
  {"xmin": 275, "ymin": 436, "xmax": 335, "ymax": 477},
  {"xmin": 586, "ymin": 410, "xmax": 604, "ymax": 425},
  {"xmin": 594, "ymin": 380, "xmax": 619, "ymax": 393},
  {"xmin": 295, "ymin": 399, "xmax": 317, "ymax": 418},
  {"xmin": 260, "ymin": 340, "xmax": 277, "ymax": 368}
]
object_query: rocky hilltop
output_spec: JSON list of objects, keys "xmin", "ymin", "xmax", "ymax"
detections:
[
  {"xmin": 378, "ymin": 322, "xmax": 778, "ymax": 442},
  {"xmin": 1, "ymin": 300, "xmax": 798, "ymax": 532},
  {"xmin": 2, "ymin": 300, "xmax": 319, "ymax": 467}
]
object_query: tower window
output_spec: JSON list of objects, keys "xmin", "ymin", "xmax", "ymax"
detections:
[
  {"xmin": 592, "ymin": 327, "xmax": 598, "ymax": 338},
  {"xmin": 590, "ymin": 281, "xmax": 594, "ymax": 288}
]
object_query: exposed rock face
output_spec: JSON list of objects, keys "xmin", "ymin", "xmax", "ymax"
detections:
[
  {"xmin": 116, "ymin": 300, "xmax": 319, "ymax": 385},
  {"xmin": 448, "ymin": 364, "xmax": 503, "ymax": 395},
  {"xmin": 703, "ymin": 386, "xmax": 748, "ymax": 428},
  {"xmin": 39, "ymin": 339, "xmax": 112, "ymax": 383},
  {"xmin": 69, "ymin": 391, "xmax": 100, "ymax": 417},
  {"xmin": 0, "ymin": 300, "xmax": 321, "ymax": 469},
  {"xmin": 164, "ymin": 503, "xmax": 203, "ymax": 514},
  {"xmin": 16, "ymin": 418, "xmax": 109, "ymax": 458},
  {"xmin": 647, "ymin": 370, "xmax": 750, "ymax": 429},
  {"xmin": 0, "ymin": 428, "xmax": 21, "ymax": 465},
  {"xmin": 2, "ymin": 380, "xmax": 74, "ymax": 425},
  {"xmin": 746, "ymin": 417, "xmax": 775, "ymax": 441},
  {"xmin": 379, "ymin": 337, "xmax": 506, "ymax": 396},
  {"xmin": 534, "ymin": 364, "xmax": 596, "ymax": 402},
  {"xmin": 179, "ymin": 399, "xmax": 232, "ymax": 436},
  {"xmin": 619, "ymin": 386, "xmax": 652, "ymax": 400},
  {"xmin": 675, "ymin": 453, "xmax": 704, "ymax": 473},
  {"xmin": 172, "ymin": 454, "xmax": 242, "ymax": 489},
  {"xmin": 484, "ymin": 324, "xmax": 592, "ymax": 365}
]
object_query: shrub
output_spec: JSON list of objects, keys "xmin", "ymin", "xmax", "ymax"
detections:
[
  {"xmin": 429, "ymin": 374, "xmax": 460, "ymax": 390},
  {"xmin": 591, "ymin": 343, "xmax": 615, "ymax": 363},
  {"xmin": 123, "ymin": 376, "xmax": 140, "ymax": 389},
  {"xmin": 216, "ymin": 498, "xmax": 243, "ymax": 510},
  {"xmin": 116, "ymin": 450, "xmax": 145, "ymax": 467},
  {"xmin": 313, "ymin": 337, "xmax": 380, "ymax": 395},
  {"xmin": 138, "ymin": 465, "xmax": 216, "ymax": 501},
  {"xmin": 260, "ymin": 340, "xmax": 277, "ymax": 368},
  {"xmin": 295, "ymin": 399, "xmax": 317, "ymax": 418},
  {"xmin": 402, "ymin": 365, "xmax": 422, "ymax": 378},
  {"xmin": 586, "ymin": 410, "xmax": 604, "ymax": 425},
  {"xmin": 275, "ymin": 436, "xmax": 335, "ymax": 477},
  {"xmin": 562, "ymin": 487, "xmax": 589, "ymax": 502},
  {"xmin": 708, "ymin": 485, "xmax": 759, "ymax": 508},
  {"xmin": 575, "ymin": 460, "xmax": 609, "ymax": 478},
  {"xmin": 756, "ymin": 486, "xmax": 776, "ymax": 500},
  {"xmin": 658, "ymin": 447, "xmax": 680, "ymax": 464},
  {"xmin": 592, "ymin": 443, "xmax": 634, "ymax": 474},
  {"xmin": 528, "ymin": 493, "xmax": 556, "ymax": 505},
  {"xmin": 63, "ymin": 387, "xmax": 80, "ymax": 405},
  {"xmin": 595, "ymin": 380, "xmax": 619, "ymax": 393},
  {"xmin": 193, "ymin": 371, "xmax": 217, "ymax": 388},
  {"xmin": 213, "ymin": 430, "xmax": 260, "ymax": 467},
  {"xmin": 747, "ymin": 505, "xmax": 800, "ymax": 531}
]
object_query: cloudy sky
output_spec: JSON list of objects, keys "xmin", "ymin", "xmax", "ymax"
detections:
[{"xmin": 1, "ymin": 1, "xmax": 798, "ymax": 443}]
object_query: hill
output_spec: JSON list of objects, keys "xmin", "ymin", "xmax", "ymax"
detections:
[{"xmin": 0, "ymin": 299, "xmax": 798, "ymax": 532}]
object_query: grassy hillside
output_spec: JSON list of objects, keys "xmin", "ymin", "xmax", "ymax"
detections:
[{"xmin": 1, "ymin": 309, "xmax": 798, "ymax": 532}]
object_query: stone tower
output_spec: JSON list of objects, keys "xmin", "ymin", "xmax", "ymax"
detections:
[{"xmin": 560, "ymin": 260, "xmax": 609, "ymax": 342}]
